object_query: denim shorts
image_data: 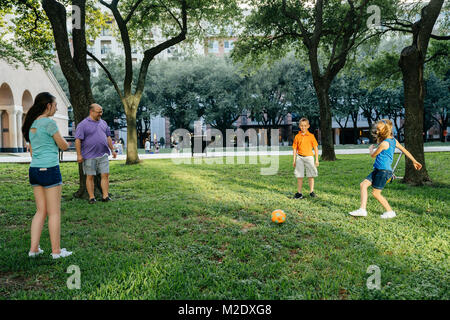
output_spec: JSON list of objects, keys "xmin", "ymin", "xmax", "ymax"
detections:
[
  {"xmin": 365, "ymin": 168, "xmax": 393, "ymax": 190},
  {"xmin": 29, "ymin": 165, "xmax": 62, "ymax": 188}
]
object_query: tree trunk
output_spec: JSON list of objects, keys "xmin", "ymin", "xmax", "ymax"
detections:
[
  {"xmin": 315, "ymin": 86, "xmax": 336, "ymax": 160},
  {"xmin": 350, "ymin": 113, "xmax": 359, "ymax": 144},
  {"xmin": 399, "ymin": 46, "xmax": 431, "ymax": 185},
  {"xmin": 367, "ymin": 118, "xmax": 373, "ymax": 143},
  {"xmin": 125, "ymin": 105, "xmax": 139, "ymax": 164}
]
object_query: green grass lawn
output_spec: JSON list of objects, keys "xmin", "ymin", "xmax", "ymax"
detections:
[{"xmin": 0, "ymin": 153, "xmax": 449, "ymax": 300}]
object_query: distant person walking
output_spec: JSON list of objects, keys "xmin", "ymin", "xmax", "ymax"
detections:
[
  {"xmin": 75, "ymin": 103, "xmax": 117, "ymax": 204},
  {"xmin": 22, "ymin": 92, "xmax": 72, "ymax": 259},
  {"xmin": 145, "ymin": 138, "xmax": 151, "ymax": 154}
]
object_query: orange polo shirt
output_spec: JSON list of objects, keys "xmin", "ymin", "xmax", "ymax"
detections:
[{"xmin": 292, "ymin": 131, "xmax": 318, "ymax": 156}]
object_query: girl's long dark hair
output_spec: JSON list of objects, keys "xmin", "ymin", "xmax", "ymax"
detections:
[{"xmin": 22, "ymin": 92, "xmax": 56, "ymax": 142}]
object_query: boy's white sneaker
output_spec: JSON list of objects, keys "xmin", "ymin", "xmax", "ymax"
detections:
[
  {"xmin": 51, "ymin": 248, "xmax": 73, "ymax": 259},
  {"xmin": 28, "ymin": 246, "xmax": 44, "ymax": 257},
  {"xmin": 380, "ymin": 211, "xmax": 396, "ymax": 219},
  {"xmin": 349, "ymin": 208, "xmax": 367, "ymax": 217}
]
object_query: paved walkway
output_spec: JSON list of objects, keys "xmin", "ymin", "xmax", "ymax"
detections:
[{"xmin": 1, "ymin": 146, "xmax": 449, "ymax": 163}]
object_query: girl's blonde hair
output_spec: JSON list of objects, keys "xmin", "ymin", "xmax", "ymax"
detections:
[{"xmin": 372, "ymin": 119, "xmax": 393, "ymax": 143}]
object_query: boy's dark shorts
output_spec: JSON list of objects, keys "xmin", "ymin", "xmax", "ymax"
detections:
[
  {"xmin": 365, "ymin": 168, "xmax": 393, "ymax": 190},
  {"xmin": 29, "ymin": 165, "xmax": 62, "ymax": 188}
]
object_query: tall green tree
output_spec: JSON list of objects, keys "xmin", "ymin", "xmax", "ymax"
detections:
[
  {"xmin": 330, "ymin": 73, "xmax": 365, "ymax": 144},
  {"xmin": 382, "ymin": 0, "xmax": 448, "ymax": 185},
  {"xmin": 149, "ymin": 58, "xmax": 207, "ymax": 132},
  {"xmin": 0, "ymin": 0, "xmax": 55, "ymax": 68},
  {"xmin": 245, "ymin": 56, "xmax": 317, "ymax": 133},
  {"xmin": 196, "ymin": 57, "xmax": 247, "ymax": 134},
  {"xmin": 247, "ymin": 58, "xmax": 296, "ymax": 128},
  {"xmin": 233, "ymin": 0, "xmax": 396, "ymax": 160}
]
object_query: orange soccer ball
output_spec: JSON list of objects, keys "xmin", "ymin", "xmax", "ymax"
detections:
[{"xmin": 271, "ymin": 209, "xmax": 286, "ymax": 224}]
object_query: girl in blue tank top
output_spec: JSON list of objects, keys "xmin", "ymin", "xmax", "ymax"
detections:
[{"xmin": 349, "ymin": 119, "xmax": 422, "ymax": 219}]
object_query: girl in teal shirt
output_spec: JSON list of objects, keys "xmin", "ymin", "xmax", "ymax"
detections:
[{"xmin": 22, "ymin": 92, "xmax": 72, "ymax": 259}]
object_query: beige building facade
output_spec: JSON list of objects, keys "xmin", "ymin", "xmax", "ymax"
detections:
[{"xmin": 0, "ymin": 60, "xmax": 70, "ymax": 152}]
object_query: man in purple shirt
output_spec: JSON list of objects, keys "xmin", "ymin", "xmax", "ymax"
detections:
[{"xmin": 75, "ymin": 104, "xmax": 117, "ymax": 204}]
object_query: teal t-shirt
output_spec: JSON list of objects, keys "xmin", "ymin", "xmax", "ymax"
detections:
[{"xmin": 29, "ymin": 118, "xmax": 60, "ymax": 168}]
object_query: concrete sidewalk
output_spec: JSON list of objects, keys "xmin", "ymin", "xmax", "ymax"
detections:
[{"xmin": 1, "ymin": 146, "xmax": 449, "ymax": 163}]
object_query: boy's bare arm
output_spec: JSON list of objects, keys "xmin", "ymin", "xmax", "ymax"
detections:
[
  {"xmin": 314, "ymin": 145, "xmax": 319, "ymax": 166},
  {"xmin": 293, "ymin": 149, "xmax": 296, "ymax": 167}
]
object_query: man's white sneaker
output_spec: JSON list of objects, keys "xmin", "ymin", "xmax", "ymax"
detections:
[
  {"xmin": 349, "ymin": 208, "xmax": 367, "ymax": 217},
  {"xmin": 51, "ymin": 248, "xmax": 73, "ymax": 259},
  {"xmin": 28, "ymin": 246, "xmax": 44, "ymax": 257},
  {"xmin": 380, "ymin": 211, "xmax": 396, "ymax": 219}
]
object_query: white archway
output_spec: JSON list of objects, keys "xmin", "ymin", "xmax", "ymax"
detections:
[
  {"xmin": 21, "ymin": 90, "xmax": 33, "ymax": 148},
  {"xmin": 22, "ymin": 90, "xmax": 33, "ymax": 113},
  {"xmin": 0, "ymin": 82, "xmax": 14, "ymax": 105},
  {"xmin": 0, "ymin": 83, "xmax": 15, "ymax": 150}
]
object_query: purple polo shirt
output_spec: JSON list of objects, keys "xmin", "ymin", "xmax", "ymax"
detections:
[{"xmin": 75, "ymin": 117, "xmax": 111, "ymax": 159}]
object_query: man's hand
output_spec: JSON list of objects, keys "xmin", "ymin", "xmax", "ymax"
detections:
[
  {"xmin": 293, "ymin": 160, "xmax": 296, "ymax": 168},
  {"xmin": 413, "ymin": 160, "xmax": 422, "ymax": 170},
  {"xmin": 77, "ymin": 154, "xmax": 83, "ymax": 163},
  {"xmin": 315, "ymin": 160, "xmax": 319, "ymax": 167},
  {"xmin": 112, "ymin": 151, "xmax": 117, "ymax": 159}
]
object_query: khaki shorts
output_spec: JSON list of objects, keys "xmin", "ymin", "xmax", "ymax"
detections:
[
  {"xmin": 82, "ymin": 154, "xmax": 109, "ymax": 176},
  {"xmin": 294, "ymin": 155, "xmax": 318, "ymax": 178}
]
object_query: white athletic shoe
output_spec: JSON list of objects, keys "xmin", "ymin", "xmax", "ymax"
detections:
[
  {"xmin": 28, "ymin": 246, "xmax": 44, "ymax": 257},
  {"xmin": 51, "ymin": 248, "xmax": 73, "ymax": 259},
  {"xmin": 349, "ymin": 208, "xmax": 367, "ymax": 217},
  {"xmin": 380, "ymin": 211, "xmax": 396, "ymax": 219}
]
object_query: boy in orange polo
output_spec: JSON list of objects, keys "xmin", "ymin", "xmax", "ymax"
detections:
[{"xmin": 292, "ymin": 118, "xmax": 319, "ymax": 199}]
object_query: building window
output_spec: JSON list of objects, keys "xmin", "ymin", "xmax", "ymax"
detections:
[
  {"xmin": 167, "ymin": 46, "xmax": 177, "ymax": 54},
  {"xmin": 208, "ymin": 40, "xmax": 219, "ymax": 53},
  {"xmin": 101, "ymin": 40, "xmax": 112, "ymax": 54},
  {"xmin": 87, "ymin": 61, "xmax": 96, "ymax": 74},
  {"xmin": 101, "ymin": 27, "xmax": 112, "ymax": 36},
  {"xmin": 224, "ymin": 40, "xmax": 234, "ymax": 53}
]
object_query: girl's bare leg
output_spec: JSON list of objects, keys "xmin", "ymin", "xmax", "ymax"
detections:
[
  {"xmin": 360, "ymin": 179, "xmax": 372, "ymax": 209},
  {"xmin": 372, "ymin": 189, "xmax": 393, "ymax": 212},
  {"xmin": 44, "ymin": 185, "xmax": 62, "ymax": 254},
  {"xmin": 30, "ymin": 186, "xmax": 47, "ymax": 253}
]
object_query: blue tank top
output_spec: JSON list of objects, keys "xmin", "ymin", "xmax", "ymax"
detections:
[{"xmin": 373, "ymin": 138, "xmax": 396, "ymax": 171}]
